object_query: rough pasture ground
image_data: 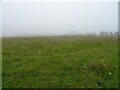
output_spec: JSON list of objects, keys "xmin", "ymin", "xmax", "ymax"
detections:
[{"xmin": 2, "ymin": 36, "xmax": 118, "ymax": 88}]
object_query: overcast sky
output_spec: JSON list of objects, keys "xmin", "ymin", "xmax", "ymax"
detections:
[{"xmin": 1, "ymin": 2, "xmax": 118, "ymax": 37}]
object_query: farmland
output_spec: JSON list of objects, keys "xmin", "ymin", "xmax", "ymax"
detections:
[{"xmin": 2, "ymin": 36, "xmax": 118, "ymax": 88}]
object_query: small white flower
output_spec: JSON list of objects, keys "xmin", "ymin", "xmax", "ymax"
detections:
[
  {"xmin": 109, "ymin": 72, "xmax": 111, "ymax": 75},
  {"xmin": 101, "ymin": 79, "xmax": 104, "ymax": 82},
  {"xmin": 84, "ymin": 65, "xmax": 87, "ymax": 68},
  {"xmin": 68, "ymin": 83, "xmax": 71, "ymax": 86}
]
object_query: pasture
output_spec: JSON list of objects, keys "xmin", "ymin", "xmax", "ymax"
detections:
[{"xmin": 2, "ymin": 36, "xmax": 118, "ymax": 88}]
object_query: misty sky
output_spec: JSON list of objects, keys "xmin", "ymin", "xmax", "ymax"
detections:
[
  {"xmin": 0, "ymin": 4, "xmax": 1, "ymax": 25},
  {"xmin": 1, "ymin": 2, "xmax": 118, "ymax": 37}
]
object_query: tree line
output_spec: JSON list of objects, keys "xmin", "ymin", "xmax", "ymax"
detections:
[{"xmin": 86, "ymin": 31, "xmax": 119, "ymax": 36}]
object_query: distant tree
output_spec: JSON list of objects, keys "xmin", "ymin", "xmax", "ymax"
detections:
[
  {"xmin": 99, "ymin": 31, "xmax": 109, "ymax": 36},
  {"xmin": 114, "ymin": 31, "xmax": 118, "ymax": 36},
  {"xmin": 87, "ymin": 32, "xmax": 97, "ymax": 36},
  {"xmin": 110, "ymin": 32, "xmax": 114, "ymax": 36},
  {"xmin": 67, "ymin": 31, "xmax": 77, "ymax": 36}
]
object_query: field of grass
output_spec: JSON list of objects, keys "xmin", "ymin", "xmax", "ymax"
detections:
[{"xmin": 2, "ymin": 36, "xmax": 118, "ymax": 88}]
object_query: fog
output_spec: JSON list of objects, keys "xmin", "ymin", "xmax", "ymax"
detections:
[{"xmin": 1, "ymin": 2, "xmax": 118, "ymax": 37}]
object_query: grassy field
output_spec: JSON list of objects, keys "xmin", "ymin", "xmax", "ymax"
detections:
[{"xmin": 2, "ymin": 36, "xmax": 118, "ymax": 88}]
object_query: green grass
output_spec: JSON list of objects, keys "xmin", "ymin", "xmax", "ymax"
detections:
[{"xmin": 2, "ymin": 36, "xmax": 118, "ymax": 88}]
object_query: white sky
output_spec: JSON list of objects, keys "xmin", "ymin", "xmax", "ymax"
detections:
[
  {"xmin": 0, "ymin": 3, "xmax": 2, "ymax": 37},
  {"xmin": 1, "ymin": 1, "xmax": 118, "ymax": 37},
  {"xmin": 1, "ymin": 0, "xmax": 119, "ymax": 2}
]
